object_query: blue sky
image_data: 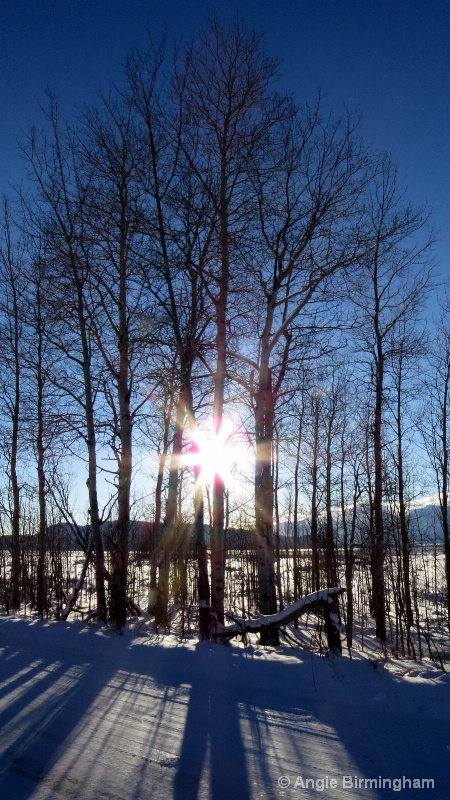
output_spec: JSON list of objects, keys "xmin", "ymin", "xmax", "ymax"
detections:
[{"xmin": 1, "ymin": 0, "xmax": 449, "ymax": 278}]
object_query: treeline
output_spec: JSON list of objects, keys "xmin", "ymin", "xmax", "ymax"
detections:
[{"xmin": 0, "ymin": 17, "xmax": 448, "ymax": 654}]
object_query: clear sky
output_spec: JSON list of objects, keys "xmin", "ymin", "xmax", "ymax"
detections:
[{"xmin": 1, "ymin": 0, "xmax": 449, "ymax": 278}]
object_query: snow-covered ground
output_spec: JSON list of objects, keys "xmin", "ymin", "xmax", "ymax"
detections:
[{"xmin": 0, "ymin": 615, "xmax": 449, "ymax": 800}]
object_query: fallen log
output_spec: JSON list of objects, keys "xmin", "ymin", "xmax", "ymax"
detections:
[
  {"xmin": 127, "ymin": 597, "xmax": 153, "ymax": 621},
  {"xmin": 217, "ymin": 587, "xmax": 345, "ymax": 652},
  {"xmin": 60, "ymin": 547, "xmax": 93, "ymax": 621}
]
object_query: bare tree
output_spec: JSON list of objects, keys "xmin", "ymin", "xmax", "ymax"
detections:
[
  {"xmin": 78, "ymin": 93, "xmax": 151, "ymax": 630},
  {"xmin": 339, "ymin": 396, "xmax": 365, "ymax": 650},
  {"xmin": 349, "ymin": 157, "xmax": 434, "ymax": 642},
  {"xmin": 385, "ymin": 319, "xmax": 426, "ymax": 648},
  {"xmin": 236, "ymin": 104, "xmax": 371, "ymax": 642},
  {"xmin": 172, "ymin": 16, "xmax": 281, "ymax": 625},
  {"xmin": 125, "ymin": 40, "xmax": 212, "ymax": 635},
  {"xmin": 0, "ymin": 202, "xmax": 24, "ymax": 611},
  {"xmin": 22, "ymin": 101, "xmax": 108, "ymax": 623},
  {"xmin": 418, "ymin": 306, "xmax": 450, "ymax": 628},
  {"xmin": 23, "ymin": 251, "xmax": 49, "ymax": 617}
]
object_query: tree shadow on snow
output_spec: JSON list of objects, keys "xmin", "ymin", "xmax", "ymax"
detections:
[
  {"xmin": 0, "ymin": 618, "xmax": 449, "ymax": 800},
  {"xmin": 0, "ymin": 618, "xmax": 128, "ymax": 800},
  {"xmin": 172, "ymin": 642, "xmax": 251, "ymax": 800}
]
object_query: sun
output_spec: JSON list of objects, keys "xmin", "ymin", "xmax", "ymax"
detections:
[{"xmin": 184, "ymin": 418, "xmax": 252, "ymax": 487}]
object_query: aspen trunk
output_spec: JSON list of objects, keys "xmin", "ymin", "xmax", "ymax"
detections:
[
  {"xmin": 372, "ymin": 338, "xmax": 387, "ymax": 642},
  {"xmin": 111, "ymin": 310, "xmax": 132, "ymax": 632},
  {"xmin": 310, "ymin": 399, "xmax": 320, "ymax": 593},
  {"xmin": 254, "ymin": 363, "xmax": 278, "ymax": 646},
  {"xmin": 73, "ymin": 257, "xmax": 107, "ymax": 625},
  {"xmin": 10, "ymin": 297, "xmax": 21, "ymax": 612},
  {"xmin": 36, "ymin": 281, "xmax": 47, "ymax": 618},
  {"xmin": 153, "ymin": 389, "xmax": 184, "ymax": 626}
]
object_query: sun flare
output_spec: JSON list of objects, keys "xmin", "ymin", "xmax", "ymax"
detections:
[{"xmin": 184, "ymin": 418, "xmax": 252, "ymax": 487}]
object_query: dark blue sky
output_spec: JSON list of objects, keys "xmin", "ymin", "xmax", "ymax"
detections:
[{"xmin": 1, "ymin": 0, "xmax": 449, "ymax": 276}]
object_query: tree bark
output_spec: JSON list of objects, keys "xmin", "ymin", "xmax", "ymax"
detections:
[
  {"xmin": 79, "ymin": 289, "xmax": 108, "ymax": 625},
  {"xmin": 35, "ymin": 273, "xmax": 47, "ymax": 618},
  {"xmin": 395, "ymin": 347, "xmax": 414, "ymax": 630},
  {"xmin": 209, "ymin": 175, "xmax": 230, "ymax": 626},
  {"xmin": 439, "ymin": 361, "xmax": 450, "ymax": 627},
  {"xmin": 372, "ymin": 300, "xmax": 387, "ymax": 642},
  {"xmin": 10, "ymin": 275, "xmax": 21, "ymax": 612},
  {"xmin": 152, "ymin": 387, "xmax": 184, "ymax": 627},
  {"xmin": 254, "ymin": 361, "xmax": 279, "ymax": 645},
  {"xmin": 293, "ymin": 408, "xmax": 304, "ymax": 603},
  {"xmin": 310, "ymin": 397, "xmax": 321, "ymax": 594},
  {"xmin": 110, "ymin": 230, "xmax": 132, "ymax": 632},
  {"xmin": 324, "ymin": 406, "xmax": 338, "ymax": 589},
  {"xmin": 150, "ymin": 382, "xmax": 175, "ymax": 599}
]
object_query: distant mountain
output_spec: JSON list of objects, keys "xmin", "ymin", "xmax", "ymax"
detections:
[
  {"xmin": 5, "ymin": 503, "xmax": 447, "ymax": 552},
  {"xmin": 407, "ymin": 504, "xmax": 445, "ymax": 545},
  {"xmin": 278, "ymin": 502, "xmax": 446, "ymax": 549}
]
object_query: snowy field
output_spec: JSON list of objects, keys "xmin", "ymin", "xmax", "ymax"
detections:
[{"xmin": 0, "ymin": 616, "xmax": 449, "ymax": 800}]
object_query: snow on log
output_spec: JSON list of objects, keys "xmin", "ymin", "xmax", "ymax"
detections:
[{"xmin": 219, "ymin": 587, "xmax": 345, "ymax": 652}]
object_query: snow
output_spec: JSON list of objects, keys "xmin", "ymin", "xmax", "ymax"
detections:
[
  {"xmin": 223, "ymin": 588, "xmax": 343, "ymax": 635},
  {"xmin": 0, "ymin": 615, "xmax": 449, "ymax": 799}
]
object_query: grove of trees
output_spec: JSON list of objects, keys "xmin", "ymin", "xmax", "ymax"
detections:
[{"xmin": 0, "ymin": 18, "xmax": 448, "ymax": 663}]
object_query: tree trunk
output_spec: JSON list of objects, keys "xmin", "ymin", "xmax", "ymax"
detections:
[
  {"xmin": 210, "ymin": 179, "xmax": 230, "ymax": 626},
  {"xmin": 152, "ymin": 388, "xmax": 184, "ymax": 626},
  {"xmin": 184, "ymin": 383, "xmax": 210, "ymax": 638},
  {"xmin": 274, "ymin": 431, "xmax": 284, "ymax": 611},
  {"xmin": 10, "ymin": 278, "xmax": 21, "ymax": 612},
  {"xmin": 254, "ymin": 362, "xmax": 279, "ymax": 645},
  {"xmin": 151, "ymin": 384, "xmax": 175, "ymax": 598},
  {"xmin": 341, "ymin": 447, "xmax": 360, "ymax": 651},
  {"xmin": 325, "ymin": 415, "xmax": 338, "ymax": 588},
  {"xmin": 142, "ymin": 103, "xmax": 211, "ymax": 637},
  {"xmin": 111, "ymin": 322, "xmax": 132, "ymax": 632},
  {"xmin": 395, "ymin": 350, "xmax": 414, "ymax": 630},
  {"xmin": 35, "ymin": 278, "xmax": 47, "ymax": 618},
  {"xmin": 293, "ymin": 409, "xmax": 303, "ymax": 603},
  {"xmin": 440, "ymin": 363, "xmax": 450, "ymax": 628},
  {"xmin": 372, "ymin": 336, "xmax": 387, "ymax": 642},
  {"xmin": 310, "ymin": 398, "xmax": 320, "ymax": 593},
  {"xmin": 73, "ymin": 260, "xmax": 107, "ymax": 625},
  {"xmin": 109, "ymin": 185, "xmax": 134, "ymax": 632}
]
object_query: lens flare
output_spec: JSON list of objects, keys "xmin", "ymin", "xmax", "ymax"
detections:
[{"xmin": 184, "ymin": 418, "xmax": 251, "ymax": 487}]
